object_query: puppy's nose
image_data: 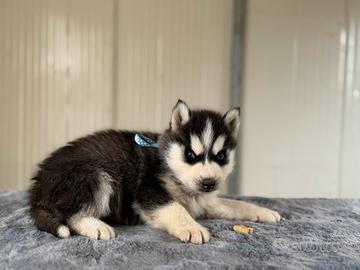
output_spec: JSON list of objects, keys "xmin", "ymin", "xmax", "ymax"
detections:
[{"xmin": 200, "ymin": 178, "xmax": 216, "ymax": 192}]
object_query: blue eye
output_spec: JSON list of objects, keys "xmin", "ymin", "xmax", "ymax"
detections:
[
  {"xmin": 185, "ymin": 149, "xmax": 198, "ymax": 164},
  {"xmin": 216, "ymin": 150, "xmax": 227, "ymax": 163},
  {"xmin": 188, "ymin": 151, "xmax": 195, "ymax": 159}
]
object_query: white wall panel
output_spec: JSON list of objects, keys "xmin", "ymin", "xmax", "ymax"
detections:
[
  {"xmin": 241, "ymin": 0, "xmax": 346, "ymax": 197},
  {"xmin": 340, "ymin": 0, "xmax": 360, "ymax": 197},
  {"xmin": 115, "ymin": 0, "xmax": 233, "ymax": 131},
  {"xmin": 66, "ymin": 0, "xmax": 113, "ymax": 140},
  {"xmin": 0, "ymin": 0, "xmax": 233, "ymax": 190},
  {"xmin": 0, "ymin": 0, "xmax": 113, "ymax": 189}
]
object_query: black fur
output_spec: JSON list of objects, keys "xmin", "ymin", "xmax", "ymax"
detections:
[
  {"xmin": 29, "ymin": 104, "xmax": 239, "ymax": 237},
  {"xmin": 30, "ymin": 130, "xmax": 171, "ymax": 234}
]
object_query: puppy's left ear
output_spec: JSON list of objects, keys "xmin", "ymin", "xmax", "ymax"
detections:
[
  {"xmin": 223, "ymin": 107, "xmax": 240, "ymax": 138},
  {"xmin": 170, "ymin": 99, "xmax": 191, "ymax": 131}
]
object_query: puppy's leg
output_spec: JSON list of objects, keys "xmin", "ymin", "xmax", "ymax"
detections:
[
  {"xmin": 142, "ymin": 202, "xmax": 210, "ymax": 244},
  {"xmin": 67, "ymin": 170, "xmax": 116, "ymax": 240},
  {"xmin": 205, "ymin": 197, "xmax": 281, "ymax": 224},
  {"xmin": 69, "ymin": 216, "xmax": 116, "ymax": 240}
]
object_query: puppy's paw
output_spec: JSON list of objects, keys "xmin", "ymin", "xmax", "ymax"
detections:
[
  {"xmin": 71, "ymin": 217, "xmax": 116, "ymax": 240},
  {"xmin": 248, "ymin": 206, "xmax": 281, "ymax": 224},
  {"xmin": 172, "ymin": 223, "xmax": 210, "ymax": 244}
]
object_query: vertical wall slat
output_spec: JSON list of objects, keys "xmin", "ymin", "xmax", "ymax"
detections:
[
  {"xmin": 0, "ymin": 0, "xmax": 113, "ymax": 189},
  {"xmin": 115, "ymin": 0, "xmax": 233, "ymax": 132},
  {"xmin": 339, "ymin": 0, "xmax": 360, "ymax": 197},
  {"xmin": 0, "ymin": 0, "xmax": 232, "ymax": 190},
  {"xmin": 241, "ymin": 0, "xmax": 346, "ymax": 197}
]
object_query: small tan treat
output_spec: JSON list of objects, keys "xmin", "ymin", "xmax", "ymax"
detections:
[{"xmin": 233, "ymin": 225, "xmax": 254, "ymax": 234}]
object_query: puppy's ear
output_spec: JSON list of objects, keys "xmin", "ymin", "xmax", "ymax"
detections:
[
  {"xmin": 223, "ymin": 107, "xmax": 240, "ymax": 138},
  {"xmin": 170, "ymin": 99, "xmax": 190, "ymax": 131}
]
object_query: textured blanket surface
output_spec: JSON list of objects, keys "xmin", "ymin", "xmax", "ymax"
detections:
[{"xmin": 0, "ymin": 191, "xmax": 359, "ymax": 270}]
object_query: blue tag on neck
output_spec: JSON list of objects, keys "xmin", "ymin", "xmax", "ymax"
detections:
[{"xmin": 134, "ymin": 133, "xmax": 159, "ymax": 148}]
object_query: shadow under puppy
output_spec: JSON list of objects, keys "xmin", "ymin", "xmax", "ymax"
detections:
[{"xmin": 29, "ymin": 100, "xmax": 281, "ymax": 244}]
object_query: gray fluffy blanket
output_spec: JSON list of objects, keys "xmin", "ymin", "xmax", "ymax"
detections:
[{"xmin": 0, "ymin": 191, "xmax": 359, "ymax": 270}]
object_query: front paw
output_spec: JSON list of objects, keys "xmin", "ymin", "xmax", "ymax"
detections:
[
  {"xmin": 172, "ymin": 223, "xmax": 210, "ymax": 244},
  {"xmin": 248, "ymin": 206, "xmax": 281, "ymax": 224}
]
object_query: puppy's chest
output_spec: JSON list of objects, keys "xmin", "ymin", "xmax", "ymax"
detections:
[{"xmin": 181, "ymin": 197, "xmax": 206, "ymax": 218}]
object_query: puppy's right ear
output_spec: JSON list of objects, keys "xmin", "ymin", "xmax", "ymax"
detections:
[
  {"xmin": 170, "ymin": 99, "xmax": 190, "ymax": 131},
  {"xmin": 223, "ymin": 107, "xmax": 240, "ymax": 138}
]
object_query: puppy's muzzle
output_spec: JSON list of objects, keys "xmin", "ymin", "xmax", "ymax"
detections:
[{"xmin": 199, "ymin": 178, "xmax": 217, "ymax": 192}]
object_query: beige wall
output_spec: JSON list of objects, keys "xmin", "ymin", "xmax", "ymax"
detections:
[
  {"xmin": 241, "ymin": 0, "xmax": 360, "ymax": 198},
  {"xmin": 340, "ymin": 0, "xmax": 360, "ymax": 197},
  {"xmin": 0, "ymin": 0, "xmax": 114, "ymax": 189},
  {"xmin": 0, "ymin": 0, "xmax": 233, "ymax": 189},
  {"xmin": 4, "ymin": 0, "xmax": 358, "ymax": 197},
  {"xmin": 115, "ymin": 0, "xmax": 232, "ymax": 131}
]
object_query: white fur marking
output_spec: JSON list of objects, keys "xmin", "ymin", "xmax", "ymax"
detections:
[
  {"xmin": 190, "ymin": 135, "xmax": 204, "ymax": 155},
  {"xmin": 95, "ymin": 171, "xmax": 113, "ymax": 217},
  {"xmin": 143, "ymin": 202, "xmax": 210, "ymax": 244},
  {"xmin": 212, "ymin": 135, "xmax": 226, "ymax": 154},
  {"xmin": 187, "ymin": 197, "xmax": 205, "ymax": 217},
  {"xmin": 166, "ymin": 144, "xmax": 235, "ymax": 191},
  {"xmin": 57, "ymin": 225, "xmax": 70, "ymax": 238},
  {"xmin": 224, "ymin": 109, "xmax": 240, "ymax": 137},
  {"xmin": 161, "ymin": 180, "xmax": 205, "ymax": 218},
  {"xmin": 171, "ymin": 102, "xmax": 190, "ymax": 130},
  {"xmin": 202, "ymin": 119, "xmax": 214, "ymax": 150},
  {"xmin": 69, "ymin": 216, "xmax": 115, "ymax": 240},
  {"xmin": 203, "ymin": 196, "xmax": 281, "ymax": 223},
  {"xmin": 77, "ymin": 171, "xmax": 113, "ymax": 218}
]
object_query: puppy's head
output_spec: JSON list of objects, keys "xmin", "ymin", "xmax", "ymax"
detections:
[{"xmin": 160, "ymin": 100, "xmax": 240, "ymax": 194}]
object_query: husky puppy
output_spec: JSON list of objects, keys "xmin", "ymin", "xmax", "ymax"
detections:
[{"xmin": 29, "ymin": 100, "xmax": 281, "ymax": 244}]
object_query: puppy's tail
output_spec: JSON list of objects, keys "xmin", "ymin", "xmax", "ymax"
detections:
[{"xmin": 30, "ymin": 205, "xmax": 70, "ymax": 238}]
